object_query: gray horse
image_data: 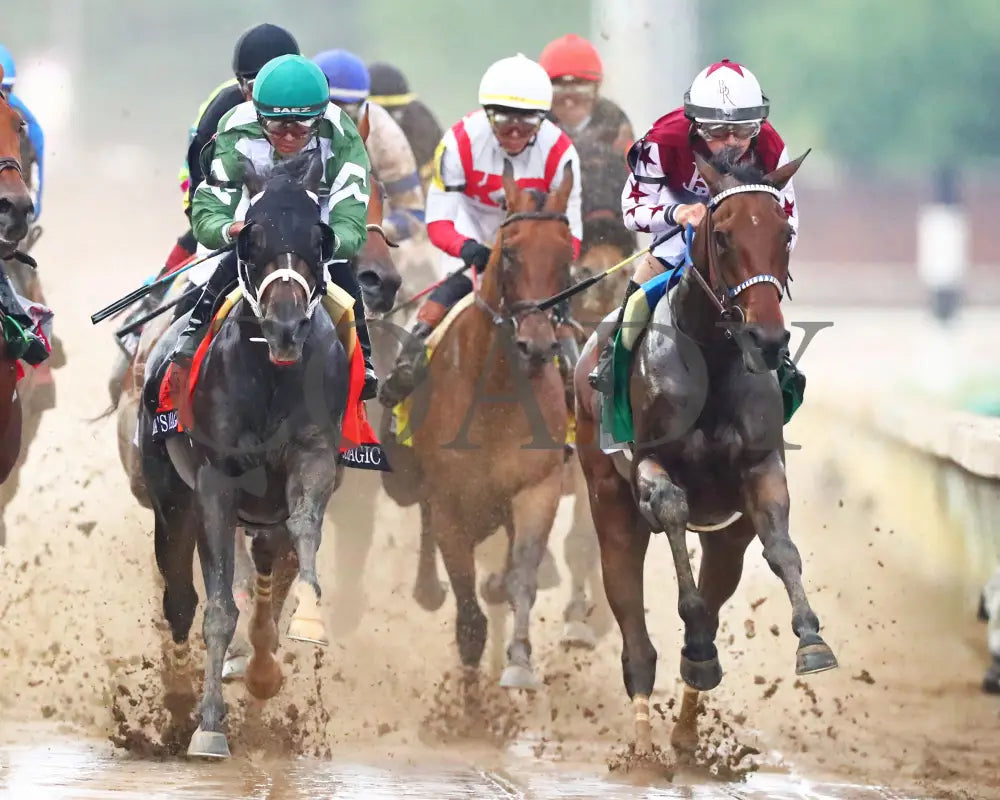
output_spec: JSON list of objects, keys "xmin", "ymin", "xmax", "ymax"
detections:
[{"xmin": 139, "ymin": 153, "xmax": 355, "ymax": 758}]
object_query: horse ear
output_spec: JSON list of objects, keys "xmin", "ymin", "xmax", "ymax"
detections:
[
  {"xmin": 236, "ymin": 222, "xmax": 257, "ymax": 263},
  {"xmin": 545, "ymin": 160, "xmax": 574, "ymax": 213},
  {"xmin": 764, "ymin": 148, "xmax": 811, "ymax": 190},
  {"xmin": 304, "ymin": 151, "xmax": 324, "ymax": 195},
  {"xmin": 317, "ymin": 222, "xmax": 336, "ymax": 262},
  {"xmin": 502, "ymin": 159, "xmax": 519, "ymax": 209},
  {"xmin": 242, "ymin": 157, "xmax": 265, "ymax": 198},
  {"xmin": 693, "ymin": 151, "xmax": 724, "ymax": 195},
  {"xmin": 357, "ymin": 102, "xmax": 371, "ymax": 144}
]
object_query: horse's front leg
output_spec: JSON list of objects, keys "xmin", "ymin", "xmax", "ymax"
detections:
[
  {"xmin": 501, "ymin": 467, "xmax": 563, "ymax": 691},
  {"xmin": 743, "ymin": 451, "xmax": 838, "ymax": 675},
  {"xmin": 188, "ymin": 477, "xmax": 239, "ymax": 759},
  {"xmin": 243, "ymin": 530, "xmax": 286, "ymax": 701},
  {"xmin": 285, "ymin": 447, "xmax": 338, "ymax": 646},
  {"xmin": 636, "ymin": 455, "xmax": 722, "ymax": 691}
]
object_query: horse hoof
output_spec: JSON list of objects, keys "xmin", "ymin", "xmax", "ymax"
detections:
[
  {"xmin": 286, "ymin": 617, "xmax": 329, "ymax": 646},
  {"xmin": 680, "ymin": 655, "xmax": 723, "ymax": 691},
  {"xmin": 287, "ymin": 580, "xmax": 328, "ymax": 645},
  {"xmin": 795, "ymin": 641, "xmax": 839, "ymax": 675},
  {"xmin": 186, "ymin": 727, "xmax": 231, "ymax": 759},
  {"xmin": 499, "ymin": 663, "xmax": 540, "ymax": 692},
  {"xmin": 222, "ymin": 655, "xmax": 248, "ymax": 682},
  {"xmin": 536, "ymin": 547, "xmax": 561, "ymax": 591},
  {"xmin": 561, "ymin": 620, "xmax": 597, "ymax": 650},
  {"xmin": 413, "ymin": 579, "xmax": 447, "ymax": 612},
  {"xmin": 245, "ymin": 653, "xmax": 283, "ymax": 700},
  {"xmin": 670, "ymin": 724, "xmax": 699, "ymax": 755}
]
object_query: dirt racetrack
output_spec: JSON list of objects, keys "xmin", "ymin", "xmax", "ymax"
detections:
[{"xmin": 0, "ymin": 168, "xmax": 997, "ymax": 799}]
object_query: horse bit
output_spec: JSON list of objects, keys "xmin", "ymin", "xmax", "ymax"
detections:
[{"xmin": 474, "ymin": 210, "xmax": 571, "ymax": 334}]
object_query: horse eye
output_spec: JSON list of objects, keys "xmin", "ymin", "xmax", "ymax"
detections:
[{"xmin": 713, "ymin": 230, "xmax": 729, "ymax": 250}]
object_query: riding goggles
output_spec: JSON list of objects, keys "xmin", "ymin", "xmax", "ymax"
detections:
[
  {"xmin": 259, "ymin": 114, "xmax": 322, "ymax": 136},
  {"xmin": 696, "ymin": 121, "xmax": 761, "ymax": 141},
  {"xmin": 487, "ymin": 109, "xmax": 543, "ymax": 138},
  {"xmin": 552, "ymin": 81, "xmax": 599, "ymax": 100}
]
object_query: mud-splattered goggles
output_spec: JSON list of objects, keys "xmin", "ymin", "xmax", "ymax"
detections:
[{"xmin": 696, "ymin": 121, "xmax": 761, "ymax": 141}]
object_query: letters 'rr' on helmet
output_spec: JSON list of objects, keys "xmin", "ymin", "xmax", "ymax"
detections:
[{"xmin": 684, "ymin": 59, "xmax": 769, "ymax": 123}]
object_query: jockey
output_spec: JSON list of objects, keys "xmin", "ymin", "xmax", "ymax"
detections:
[
  {"xmin": 313, "ymin": 49, "xmax": 425, "ymax": 244},
  {"xmin": 167, "ymin": 23, "xmax": 300, "ymax": 271},
  {"xmin": 538, "ymin": 34, "xmax": 634, "ymax": 155},
  {"xmin": 0, "ymin": 45, "xmax": 49, "ymax": 366},
  {"xmin": 368, "ymin": 62, "xmax": 444, "ymax": 195},
  {"xmin": 170, "ymin": 54, "xmax": 378, "ymax": 398},
  {"xmin": 377, "ymin": 53, "xmax": 582, "ymax": 409},
  {"xmin": 588, "ymin": 58, "xmax": 801, "ymax": 394}
]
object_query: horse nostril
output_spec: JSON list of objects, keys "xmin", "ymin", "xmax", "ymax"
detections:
[
  {"xmin": 357, "ymin": 270, "xmax": 380, "ymax": 291},
  {"xmin": 781, "ymin": 328, "xmax": 791, "ymax": 348}
]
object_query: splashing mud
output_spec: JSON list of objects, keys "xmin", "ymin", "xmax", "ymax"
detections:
[{"xmin": 1, "ymin": 184, "xmax": 999, "ymax": 798}]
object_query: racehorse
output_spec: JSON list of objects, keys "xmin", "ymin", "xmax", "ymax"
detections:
[
  {"xmin": 381, "ymin": 161, "xmax": 574, "ymax": 690},
  {"xmin": 574, "ymin": 149, "xmax": 838, "ymax": 753},
  {"xmin": 112, "ymin": 112, "xmax": 400, "ymax": 510},
  {"xmin": 559, "ymin": 138, "xmax": 638, "ymax": 649},
  {"xmin": 139, "ymin": 151, "xmax": 362, "ymax": 758},
  {"xmin": 0, "ymin": 69, "xmax": 37, "ymax": 488}
]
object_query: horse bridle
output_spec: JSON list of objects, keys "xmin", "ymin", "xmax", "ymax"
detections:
[
  {"xmin": 684, "ymin": 183, "xmax": 789, "ymax": 328},
  {"xmin": 238, "ymin": 250, "xmax": 324, "ymax": 321},
  {"xmin": 474, "ymin": 210, "xmax": 571, "ymax": 336},
  {"xmin": 0, "ymin": 157, "xmax": 22, "ymax": 178}
]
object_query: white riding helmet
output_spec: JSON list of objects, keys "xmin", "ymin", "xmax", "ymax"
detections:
[
  {"xmin": 684, "ymin": 59, "xmax": 770, "ymax": 123},
  {"xmin": 478, "ymin": 53, "xmax": 552, "ymax": 112}
]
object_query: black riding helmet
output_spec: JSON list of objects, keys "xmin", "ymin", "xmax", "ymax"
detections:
[
  {"xmin": 368, "ymin": 62, "xmax": 413, "ymax": 107},
  {"xmin": 232, "ymin": 23, "xmax": 300, "ymax": 79}
]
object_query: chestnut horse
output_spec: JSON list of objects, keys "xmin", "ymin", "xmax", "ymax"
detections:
[
  {"xmin": 0, "ymin": 70, "xmax": 36, "ymax": 487},
  {"xmin": 382, "ymin": 161, "xmax": 574, "ymax": 690},
  {"xmin": 575, "ymin": 149, "xmax": 837, "ymax": 754}
]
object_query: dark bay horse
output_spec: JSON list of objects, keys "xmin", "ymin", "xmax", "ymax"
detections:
[
  {"xmin": 382, "ymin": 161, "xmax": 574, "ymax": 690},
  {"xmin": 574, "ymin": 149, "xmax": 837, "ymax": 754},
  {"xmin": 0, "ymin": 71, "xmax": 36, "ymax": 488},
  {"xmin": 139, "ymin": 152, "xmax": 353, "ymax": 758}
]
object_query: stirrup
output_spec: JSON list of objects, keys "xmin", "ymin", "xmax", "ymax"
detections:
[{"xmin": 588, "ymin": 343, "xmax": 615, "ymax": 393}]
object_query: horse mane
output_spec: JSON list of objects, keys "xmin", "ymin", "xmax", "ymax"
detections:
[
  {"xmin": 242, "ymin": 149, "xmax": 323, "ymax": 193},
  {"xmin": 706, "ymin": 147, "xmax": 771, "ymax": 187}
]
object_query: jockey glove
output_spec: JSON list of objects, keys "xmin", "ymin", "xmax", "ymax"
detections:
[{"xmin": 459, "ymin": 239, "xmax": 492, "ymax": 273}]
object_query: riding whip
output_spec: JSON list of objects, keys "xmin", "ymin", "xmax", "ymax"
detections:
[{"xmin": 90, "ymin": 241, "xmax": 236, "ymax": 325}]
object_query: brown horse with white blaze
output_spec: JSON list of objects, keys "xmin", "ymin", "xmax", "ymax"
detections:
[
  {"xmin": 575, "ymin": 149, "xmax": 838, "ymax": 754},
  {"xmin": 382, "ymin": 161, "xmax": 574, "ymax": 689}
]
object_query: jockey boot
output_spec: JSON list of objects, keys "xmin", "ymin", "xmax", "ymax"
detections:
[
  {"xmin": 166, "ymin": 274, "xmax": 227, "ymax": 369},
  {"xmin": 354, "ymin": 314, "xmax": 378, "ymax": 401},
  {"xmin": 556, "ymin": 332, "xmax": 580, "ymax": 412},
  {"xmin": 377, "ymin": 320, "xmax": 434, "ymax": 408},
  {"xmin": 588, "ymin": 278, "xmax": 641, "ymax": 394},
  {"xmin": 0, "ymin": 270, "xmax": 48, "ymax": 366}
]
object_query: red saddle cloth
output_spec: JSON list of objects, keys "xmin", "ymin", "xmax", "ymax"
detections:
[{"xmin": 152, "ymin": 301, "xmax": 387, "ymax": 471}]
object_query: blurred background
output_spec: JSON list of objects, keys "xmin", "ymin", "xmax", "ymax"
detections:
[{"xmin": 7, "ymin": 0, "xmax": 1000, "ymax": 300}]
